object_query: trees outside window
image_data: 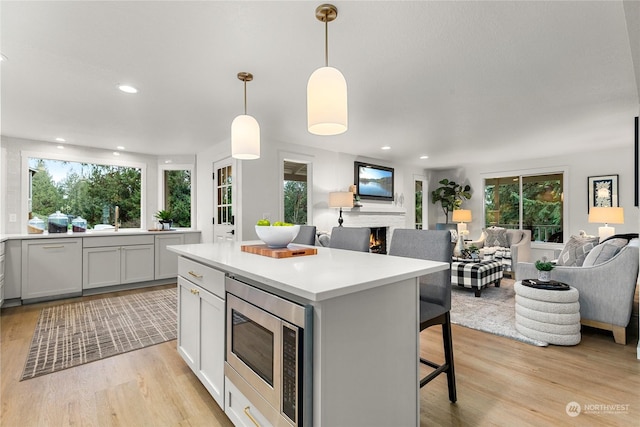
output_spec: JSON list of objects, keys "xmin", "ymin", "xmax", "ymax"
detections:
[
  {"xmin": 283, "ymin": 161, "xmax": 308, "ymax": 225},
  {"xmin": 164, "ymin": 169, "xmax": 191, "ymax": 227},
  {"xmin": 29, "ymin": 158, "xmax": 142, "ymax": 228},
  {"xmin": 484, "ymin": 173, "xmax": 563, "ymax": 242}
]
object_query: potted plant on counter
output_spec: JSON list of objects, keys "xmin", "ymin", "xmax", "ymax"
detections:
[
  {"xmin": 534, "ymin": 257, "xmax": 554, "ymax": 282},
  {"xmin": 154, "ymin": 209, "xmax": 173, "ymax": 230}
]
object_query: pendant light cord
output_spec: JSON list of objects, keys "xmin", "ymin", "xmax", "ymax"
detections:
[
  {"xmin": 243, "ymin": 80, "xmax": 247, "ymax": 115},
  {"xmin": 325, "ymin": 15, "xmax": 329, "ymax": 67}
]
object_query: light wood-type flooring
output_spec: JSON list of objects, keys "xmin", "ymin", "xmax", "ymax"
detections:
[{"xmin": 1, "ymin": 283, "xmax": 639, "ymax": 426}]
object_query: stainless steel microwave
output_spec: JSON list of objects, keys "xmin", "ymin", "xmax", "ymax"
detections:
[{"xmin": 225, "ymin": 276, "xmax": 313, "ymax": 426}]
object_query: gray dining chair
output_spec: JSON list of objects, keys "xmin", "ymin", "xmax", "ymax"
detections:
[
  {"xmin": 329, "ymin": 227, "xmax": 371, "ymax": 252},
  {"xmin": 291, "ymin": 225, "xmax": 317, "ymax": 245},
  {"xmin": 388, "ymin": 228, "xmax": 456, "ymax": 403}
]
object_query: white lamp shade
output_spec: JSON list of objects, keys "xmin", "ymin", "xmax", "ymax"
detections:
[
  {"xmin": 329, "ymin": 191, "xmax": 353, "ymax": 208},
  {"xmin": 307, "ymin": 66, "xmax": 348, "ymax": 135},
  {"xmin": 588, "ymin": 207, "xmax": 624, "ymax": 224},
  {"xmin": 231, "ymin": 114, "xmax": 260, "ymax": 160},
  {"xmin": 452, "ymin": 209, "xmax": 472, "ymax": 223}
]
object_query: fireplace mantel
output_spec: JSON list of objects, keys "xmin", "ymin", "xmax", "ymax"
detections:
[{"xmin": 344, "ymin": 206, "xmax": 406, "ymax": 214}]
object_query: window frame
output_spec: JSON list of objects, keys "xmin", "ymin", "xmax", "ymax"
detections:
[
  {"xmin": 481, "ymin": 165, "xmax": 569, "ymax": 249},
  {"xmin": 22, "ymin": 150, "xmax": 147, "ymax": 231},
  {"xmin": 279, "ymin": 151, "xmax": 313, "ymax": 225},
  {"xmin": 158, "ymin": 162, "xmax": 195, "ymax": 229}
]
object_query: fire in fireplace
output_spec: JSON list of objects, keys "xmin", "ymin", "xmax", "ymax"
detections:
[{"xmin": 369, "ymin": 226, "xmax": 388, "ymax": 254}]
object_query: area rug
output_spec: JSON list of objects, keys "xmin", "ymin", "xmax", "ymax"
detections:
[
  {"xmin": 21, "ymin": 287, "xmax": 177, "ymax": 380},
  {"xmin": 450, "ymin": 280, "xmax": 548, "ymax": 347}
]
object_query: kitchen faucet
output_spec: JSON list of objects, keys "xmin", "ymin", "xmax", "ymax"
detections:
[{"xmin": 115, "ymin": 205, "xmax": 120, "ymax": 231}]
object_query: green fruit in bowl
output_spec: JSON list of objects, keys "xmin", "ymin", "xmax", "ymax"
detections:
[{"xmin": 256, "ymin": 219, "xmax": 270, "ymax": 226}]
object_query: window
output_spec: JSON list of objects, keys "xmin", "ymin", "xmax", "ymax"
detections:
[
  {"xmin": 484, "ymin": 172, "xmax": 564, "ymax": 243},
  {"xmin": 28, "ymin": 157, "xmax": 142, "ymax": 228},
  {"xmin": 163, "ymin": 169, "xmax": 191, "ymax": 227},
  {"xmin": 283, "ymin": 160, "xmax": 308, "ymax": 225},
  {"xmin": 415, "ymin": 178, "xmax": 424, "ymax": 229}
]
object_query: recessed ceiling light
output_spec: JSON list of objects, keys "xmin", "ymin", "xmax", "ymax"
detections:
[
  {"xmin": 55, "ymin": 137, "xmax": 66, "ymax": 142},
  {"xmin": 57, "ymin": 145, "xmax": 65, "ymax": 149},
  {"xmin": 381, "ymin": 146, "xmax": 391, "ymax": 150},
  {"xmin": 113, "ymin": 151, "xmax": 120, "ymax": 156},
  {"xmin": 118, "ymin": 84, "xmax": 138, "ymax": 94},
  {"xmin": 420, "ymin": 155, "xmax": 429, "ymax": 159},
  {"xmin": 116, "ymin": 146, "xmax": 125, "ymax": 150},
  {"xmin": 0, "ymin": 53, "xmax": 7, "ymax": 62}
]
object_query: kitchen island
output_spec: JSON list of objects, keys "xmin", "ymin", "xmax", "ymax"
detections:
[{"xmin": 169, "ymin": 241, "xmax": 449, "ymax": 427}]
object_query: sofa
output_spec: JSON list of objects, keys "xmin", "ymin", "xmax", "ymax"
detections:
[
  {"xmin": 469, "ymin": 227, "xmax": 532, "ymax": 279},
  {"xmin": 517, "ymin": 234, "xmax": 639, "ymax": 344}
]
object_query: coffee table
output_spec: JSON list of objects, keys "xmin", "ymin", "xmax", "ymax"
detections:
[
  {"xmin": 451, "ymin": 258, "xmax": 503, "ymax": 297},
  {"xmin": 514, "ymin": 281, "xmax": 581, "ymax": 346}
]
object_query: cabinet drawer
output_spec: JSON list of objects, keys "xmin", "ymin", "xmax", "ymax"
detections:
[
  {"xmin": 178, "ymin": 257, "xmax": 224, "ymax": 298},
  {"xmin": 225, "ymin": 375, "xmax": 273, "ymax": 427},
  {"xmin": 83, "ymin": 235, "xmax": 154, "ymax": 248}
]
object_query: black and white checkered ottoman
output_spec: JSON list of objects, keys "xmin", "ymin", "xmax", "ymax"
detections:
[{"xmin": 451, "ymin": 259, "xmax": 503, "ymax": 297}]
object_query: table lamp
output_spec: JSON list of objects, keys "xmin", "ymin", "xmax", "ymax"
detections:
[
  {"xmin": 329, "ymin": 191, "xmax": 353, "ymax": 227},
  {"xmin": 452, "ymin": 209, "xmax": 472, "ymax": 233},
  {"xmin": 588, "ymin": 206, "xmax": 624, "ymax": 241}
]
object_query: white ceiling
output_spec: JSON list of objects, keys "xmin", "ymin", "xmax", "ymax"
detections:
[{"xmin": 1, "ymin": 1, "xmax": 639, "ymax": 169}]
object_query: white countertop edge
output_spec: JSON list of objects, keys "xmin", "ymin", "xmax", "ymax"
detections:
[{"xmin": 0, "ymin": 229, "xmax": 201, "ymax": 241}]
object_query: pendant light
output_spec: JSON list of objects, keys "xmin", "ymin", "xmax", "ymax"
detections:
[
  {"xmin": 231, "ymin": 72, "xmax": 260, "ymax": 159},
  {"xmin": 307, "ymin": 4, "xmax": 348, "ymax": 136}
]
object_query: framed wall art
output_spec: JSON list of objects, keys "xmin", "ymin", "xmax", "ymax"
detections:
[{"xmin": 587, "ymin": 174, "xmax": 618, "ymax": 212}]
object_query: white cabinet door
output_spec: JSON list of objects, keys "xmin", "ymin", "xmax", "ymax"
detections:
[
  {"xmin": 22, "ymin": 238, "xmax": 82, "ymax": 300},
  {"xmin": 177, "ymin": 259, "xmax": 226, "ymax": 410},
  {"xmin": 121, "ymin": 244, "xmax": 154, "ymax": 284},
  {"xmin": 83, "ymin": 246, "xmax": 121, "ymax": 289},
  {"xmin": 198, "ymin": 286, "xmax": 225, "ymax": 408},
  {"xmin": 178, "ymin": 276, "xmax": 199, "ymax": 369},
  {"xmin": 154, "ymin": 234, "xmax": 185, "ymax": 279}
]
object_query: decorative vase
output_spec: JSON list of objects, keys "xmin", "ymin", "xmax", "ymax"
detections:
[{"xmin": 537, "ymin": 270, "xmax": 551, "ymax": 282}]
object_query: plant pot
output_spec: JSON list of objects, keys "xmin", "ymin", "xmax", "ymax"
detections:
[
  {"xmin": 160, "ymin": 220, "xmax": 172, "ymax": 230},
  {"xmin": 537, "ymin": 270, "xmax": 551, "ymax": 282}
]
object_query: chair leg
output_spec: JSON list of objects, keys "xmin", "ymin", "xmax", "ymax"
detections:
[{"xmin": 442, "ymin": 312, "xmax": 457, "ymax": 403}]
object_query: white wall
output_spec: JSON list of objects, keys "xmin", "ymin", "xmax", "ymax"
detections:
[
  {"xmin": 195, "ymin": 137, "xmax": 424, "ymax": 243},
  {"xmin": 427, "ymin": 144, "xmax": 638, "ymax": 241},
  {"xmin": 0, "ymin": 136, "xmax": 161, "ymax": 233}
]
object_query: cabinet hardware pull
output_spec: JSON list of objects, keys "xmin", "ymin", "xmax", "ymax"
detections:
[
  {"xmin": 243, "ymin": 406, "xmax": 261, "ymax": 427},
  {"xmin": 190, "ymin": 288, "xmax": 199, "ymax": 295},
  {"xmin": 188, "ymin": 271, "xmax": 203, "ymax": 279},
  {"xmin": 43, "ymin": 245, "xmax": 64, "ymax": 249}
]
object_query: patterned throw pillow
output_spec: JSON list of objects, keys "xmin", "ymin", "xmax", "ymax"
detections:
[
  {"xmin": 582, "ymin": 238, "xmax": 628, "ymax": 267},
  {"xmin": 557, "ymin": 235, "xmax": 600, "ymax": 266},
  {"xmin": 484, "ymin": 227, "xmax": 509, "ymax": 248}
]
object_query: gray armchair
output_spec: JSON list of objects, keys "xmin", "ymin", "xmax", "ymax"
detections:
[
  {"xmin": 470, "ymin": 228, "xmax": 531, "ymax": 279},
  {"xmin": 517, "ymin": 245, "xmax": 639, "ymax": 344}
]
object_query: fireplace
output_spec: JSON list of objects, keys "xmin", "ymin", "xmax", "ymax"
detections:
[{"xmin": 369, "ymin": 226, "xmax": 388, "ymax": 254}]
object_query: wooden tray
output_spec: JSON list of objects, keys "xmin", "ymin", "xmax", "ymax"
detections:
[{"xmin": 241, "ymin": 244, "xmax": 317, "ymax": 258}]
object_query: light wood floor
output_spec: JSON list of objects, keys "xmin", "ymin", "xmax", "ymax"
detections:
[{"xmin": 1, "ymin": 284, "xmax": 639, "ymax": 427}]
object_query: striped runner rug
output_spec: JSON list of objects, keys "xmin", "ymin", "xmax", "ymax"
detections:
[{"xmin": 21, "ymin": 287, "xmax": 177, "ymax": 381}]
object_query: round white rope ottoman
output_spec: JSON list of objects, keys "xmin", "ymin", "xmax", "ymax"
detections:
[{"xmin": 514, "ymin": 281, "xmax": 581, "ymax": 346}]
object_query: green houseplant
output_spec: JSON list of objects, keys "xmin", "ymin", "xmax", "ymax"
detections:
[
  {"xmin": 534, "ymin": 257, "xmax": 554, "ymax": 282},
  {"xmin": 154, "ymin": 209, "xmax": 173, "ymax": 230},
  {"xmin": 431, "ymin": 179, "xmax": 472, "ymax": 223}
]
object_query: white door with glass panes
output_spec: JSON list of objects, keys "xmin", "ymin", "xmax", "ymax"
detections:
[{"xmin": 213, "ymin": 159, "xmax": 236, "ymax": 241}]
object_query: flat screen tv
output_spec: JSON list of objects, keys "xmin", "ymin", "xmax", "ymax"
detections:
[{"xmin": 354, "ymin": 161, "xmax": 394, "ymax": 201}]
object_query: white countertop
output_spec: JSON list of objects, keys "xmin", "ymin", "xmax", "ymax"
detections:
[
  {"xmin": 168, "ymin": 241, "xmax": 449, "ymax": 302},
  {"xmin": 0, "ymin": 229, "xmax": 201, "ymax": 241}
]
